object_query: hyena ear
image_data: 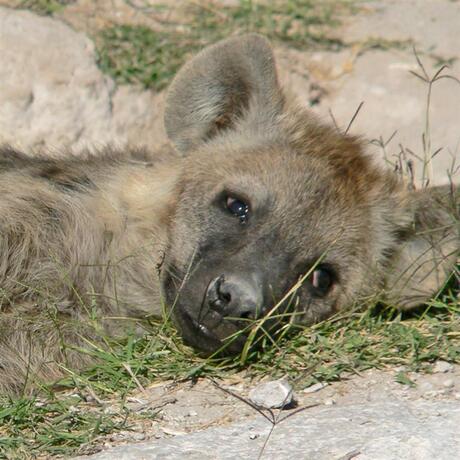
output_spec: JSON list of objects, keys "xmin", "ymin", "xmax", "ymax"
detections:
[
  {"xmin": 385, "ymin": 185, "xmax": 459, "ymax": 309},
  {"xmin": 164, "ymin": 34, "xmax": 284, "ymax": 154}
]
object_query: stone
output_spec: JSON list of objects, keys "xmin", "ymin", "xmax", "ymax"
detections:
[
  {"xmin": 2, "ymin": 3, "xmax": 459, "ymax": 188},
  {"xmin": 323, "ymin": 398, "xmax": 336, "ymax": 406},
  {"xmin": 432, "ymin": 361, "xmax": 454, "ymax": 374},
  {"xmin": 248, "ymin": 379, "xmax": 294, "ymax": 409},
  {"xmin": 303, "ymin": 382, "xmax": 328, "ymax": 394},
  {"xmin": 307, "ymin": 0, "xmax": 460, "ymax": 187},
  {"xmin": 0, "ymin": 7, "xmax": 166, "ymax": 154}
]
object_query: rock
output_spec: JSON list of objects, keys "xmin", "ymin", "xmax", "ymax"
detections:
[
  {"xmin": 110, "ymin": 431, "xmax": 145, "ymax": 442},
  {"xmin": 0, "ymin": 7, "xmax": 166, "ymax": 153},
  {"xmin": 248, "ymin": 379, "xmax": 294, "ymax": 409},
  {"xmin": 303, "ymin": 382, "xmax": 328, "ymax": 394},
  {"xmin": 323, "ymin": 398, "xmax": 336, "ymax": 406},
  {"xmin": 419, "ymin": 381, "xmax": 435, "ymax": 393},
  {"xmin": 307, "ymin": 0, "xmax": 460, "ymax": 187},
  {"xmin": 1, "ymin": 4, "xmax": 459, "ymax": 188},
  {"xmin": 432, "ymin": 361, "xmax": 454, "ymax": 374},
  {"xmin": 74, "ymin": 400, "xmax": 460, "ymax": 459},
  {"xmin": 341, "ymin": 0, "xmax": 460, "ymax": 59},
  {"xmin": 423, "ymin": 390, "xmax": 448, "ymax": 399}
]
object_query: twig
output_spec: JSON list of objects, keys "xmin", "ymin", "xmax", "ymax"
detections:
[
  {"xmin": 345, "ymin": 101, "xmax": 364, "ymax": 135},
  {"xmin": 210, "ymin": 378, "xmax": 319, "ymax": 460}
]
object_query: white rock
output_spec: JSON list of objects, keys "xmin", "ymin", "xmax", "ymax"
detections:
[
  {"xmin": 248, "ymin": 379, "xmax": 294, "ymax": 409},
  {"xmin": 0, "ymin": 7, "xmax": 166, "ymax": 153},
  {"xmin": 303, "ymin": 382, "xmax": 328, "ymax": 394},
  {"xmin": 423, "ymin": 389, "xmax": 448, "ymax": 399},
  {"xmin": 419, "ymin": 381, "xmax": 434, "ymax": 393},
  {"xmin": 432, "ymin": 361, "xmax": 454, "ymax": 374}
]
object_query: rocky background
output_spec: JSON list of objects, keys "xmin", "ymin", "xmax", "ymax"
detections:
[{"xmin": 1, "ymin": 0, "xmax": 460, "ymax": 184}]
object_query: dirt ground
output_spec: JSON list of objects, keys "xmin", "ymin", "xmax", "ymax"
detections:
[{"xmin": 75, "ymin": 364, "xmax": 460, "ymax": 456}]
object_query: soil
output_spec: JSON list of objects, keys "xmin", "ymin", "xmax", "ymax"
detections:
[{"xmin": 76, "ymin": 364, "xmax": 460, "ymax": 456}]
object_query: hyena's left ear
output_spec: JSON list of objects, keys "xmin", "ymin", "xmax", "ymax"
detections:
[
  {"xmin": 164, "ymin": 34, "xmax": 284, "ymax": 154},
  {"xmin": 385, "ymin": 184, "xmax": 459, "ymax": 309}
]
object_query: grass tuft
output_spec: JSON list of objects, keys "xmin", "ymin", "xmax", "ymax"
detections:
[
  {"xmin": 0, "ymin": 395, "xmax": 128, "ymax": 458},
  {"xmin": 95, "ymin": 0, "xmax": 351, "ymax": 90},
  {"xmin": 14, "ymin": 0, "xmax": 73, "ymax": 16},
  {"xmin": 96, "ymin": 25, "xmax": 185, "ymax": 91}
]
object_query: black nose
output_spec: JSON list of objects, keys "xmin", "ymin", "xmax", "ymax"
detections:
[{"xmin": 205, "ymin": 275, "xmax": 263, "ymax": 320}]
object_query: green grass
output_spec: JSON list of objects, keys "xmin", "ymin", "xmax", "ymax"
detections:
[
  {"xmin": 1, "ymin": 292, "xmax": 458, "ymax": 458},
  {"xmin": 96, "ymin": 25, "xmax": 185, "ymax": 92},
  {"xmin": 250, "ymin": 298, "xmax": 460, "ymax": 387},
  {"xmin": 96, "ymin": 0, "xmax": 352, "ymax": 90},
  {"xmin": 15, "ymin": 0, "xmax": 73, "ymax": 16},
  {"xmin": 0, "ymin": 396, "xmax": 125, "ymax": 458}
]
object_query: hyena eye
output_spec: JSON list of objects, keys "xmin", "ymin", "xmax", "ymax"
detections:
[
  {"xmin": 225, "ymin": 196, "xmax": 249, "ymax": 223},
  {"xmin": 310, "ymin": 266, "xmax": 334, "ymax": 296}
]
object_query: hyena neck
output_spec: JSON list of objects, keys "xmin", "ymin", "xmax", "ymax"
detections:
[{"xmin": 88, "ymin": 158, "xmax": 182, "ymax": 318}]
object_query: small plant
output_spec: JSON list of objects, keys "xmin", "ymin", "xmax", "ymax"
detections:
[
  {"xmin": 16, "ymin": 0, "xmax": 73, "ymax": 16},
  {"xmin": 97, "ymin": 25, "xmax": 189, "ymax": 91}
]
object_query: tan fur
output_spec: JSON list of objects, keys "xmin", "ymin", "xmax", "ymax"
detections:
[{"xmin": 0, "ymin": 35, "xmax": 458, "ymax": 394}]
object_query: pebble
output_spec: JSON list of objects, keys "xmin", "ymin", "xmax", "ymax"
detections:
[
  {"xmin": 303, "ymin": 382, "xmax": 328, "ymax": 394},
  {"xmin": 248, "ymin": 379, "xmax": 294, "ymax": 409},
  {"xmin": 324, "ymin": 398, "xmax": 336, "ymax": 406},
  {"xmin": 432, "ymin": 360, "xmax": 454, "ymax": 374},
  {"xmin": 443, "ymin": 379, "xmax": 454, "ymax": 388},
  {"xmin": 423, "ymin": 389, "xmax": 448, "ymax": 399},
  {"xmin": 110, "ymin": 431, "xmax": 146, "ymax": 442},
  {"xmin": 394, "ymin": 366, "xmax": 408, "ymax": 373},
  {"xmin": 418, "ymin": 381, "xmax": 434, "ymax": 393},
  {"xmin": 161, "ymin": 427, "xmax": 187, "ymax": 436}
]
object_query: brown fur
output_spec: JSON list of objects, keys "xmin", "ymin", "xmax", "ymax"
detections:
[{"xmin": 0, "ymin": 35, "xmax": 458, "ymax": 394}]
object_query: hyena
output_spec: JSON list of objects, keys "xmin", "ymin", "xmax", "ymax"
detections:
[{"xmin": 0, "ymin": 35, "xmax": 458, "ymax": 394}]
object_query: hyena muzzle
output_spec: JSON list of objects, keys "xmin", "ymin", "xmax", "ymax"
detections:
[{"xmin": 0, "ymin": 34, "xmax": 458, "ymax": 393}]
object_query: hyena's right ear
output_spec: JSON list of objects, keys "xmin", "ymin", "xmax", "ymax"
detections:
[{"xmin": 164, "ymin": 34, "xmax": 284, "ymax": 154}]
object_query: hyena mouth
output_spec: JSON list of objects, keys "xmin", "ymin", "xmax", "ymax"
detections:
[{"xmin": 178, "ymin": 308, "xmax": 249, "ymax": 354}]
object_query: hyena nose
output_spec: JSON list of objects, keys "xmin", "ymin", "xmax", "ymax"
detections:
[{"xmin": 206, "ymin": 274, "xmax": 263, "ymax": 320}]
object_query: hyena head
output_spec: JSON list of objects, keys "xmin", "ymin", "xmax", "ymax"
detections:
[{"xmin": 160, "ymin": 35, "xmax": 459, "ymax": 353}]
